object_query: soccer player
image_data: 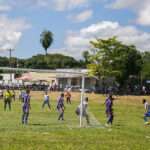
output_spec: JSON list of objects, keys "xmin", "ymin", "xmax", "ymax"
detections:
[
  {"xmin": 57, "ymin": 93, "xmax": 65, "ymax": 121},
  {"xmin": 76, "ymin": 97, "xmax": 90, "ymax": 125},
  {"xmin": 19, "ymin": 89, "xmax": 26, "ymax": 101},
  {"xmin": 42, "ymin": 91, "xmax": 51, "ymax": 110},
  {"xmin": 65, "ymin": 90, "xmax": 71, "ymax": 104},
  {"xmin": 105, "ymin": 94, "xmax": 114, "ymax": 126},
  {"xmin": 143, "ymin": 99, "xmax": 150, "ymax": 125},
  {"xmin": 22, "ymin": 89, "xmax": 31, "ymax": 125},
  {"xmin": 11, "ymin": 88, "xmax": 16, "ymax": 101},
  {"xmin": 3, "ymin": 87, "xmax": 13, "ymax": 111}
]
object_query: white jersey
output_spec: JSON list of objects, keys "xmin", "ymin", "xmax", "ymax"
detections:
[
  {"xmin": 44, "ymin": 94, "xmax": 49, "ymax": 101},
  {"xmin": 144, "ymin": 102, "xmax": 148, "ymax": 110},
  {"xmin": 144, "ymin": 102, "xmax": 150, "ymax": 112},
  {"xmin": 78, "ymin": 100, "xmax": 88, "ymax": 112}
]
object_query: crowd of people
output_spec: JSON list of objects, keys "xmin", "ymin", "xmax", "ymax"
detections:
[{"xmin": 0, "ymin": 87, "xmax": 150, "ymax": 127}]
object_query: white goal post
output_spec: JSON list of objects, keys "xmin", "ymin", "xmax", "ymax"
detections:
[{"xmin": 0, "ymin": 67, "xmax": 87, "ymax": 127}]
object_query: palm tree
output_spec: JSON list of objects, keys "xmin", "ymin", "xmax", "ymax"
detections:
[{"xmin": 40, "ymin": 30, "xmax": 53, "ymax": 55}]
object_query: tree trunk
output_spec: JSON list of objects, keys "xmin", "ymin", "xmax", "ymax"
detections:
[{"xmin": 45, "ymin": 49, "xmax": 47, "ymax": 55}]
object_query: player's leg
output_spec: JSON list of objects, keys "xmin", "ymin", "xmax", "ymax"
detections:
[
  {"xmin": 47, "ymin": 101, "xmax": 51, "ymax": 109},
  {"xmin": 66, "ymin": 97, "xmax": 68, "ymax": 104},
  {"xmin": 42, "ymin": 101, "xmax": 46, "ymax": 109},
  {"xmin": 107, "ymin": 114, "xmax": 111, "ymax": 124},
  {"xmin": 109, "ymin": 114, "xmax": 114, "ymax": 125},
  {"xmin": 58, "ymin": 109, "xmax": 64, "ymax": 120},
  {"xmin": 144, "ymin": 112, "xmax": 150, "ymax": 123},
  {"xmin": 58, "ymin": 109, "xmax": 61, "ymax": 120},
  {"xmin": 68, "ymin": 97, "xmax": 71, "ymax": 104},
  {"xmin": 25, "ymin": 112, "xmax": 29, "ymax": 124},
  {"xmin": 8, "ymin": 101, "xmax": 11, "ymax": 111},
  {"xmin": 22, "ymin": 110, "xmax": 25, "ymax": 124},
  {"xmin": 4, "ymin": 100, "xmax": 7, "ymax": 111},
  {"xmin": 85, "ymin": 113, "xmax": 90, "ymax": 124},
  {"xmin": 61, "ymin": 109, "xmax": 64, "ymax": 120}
]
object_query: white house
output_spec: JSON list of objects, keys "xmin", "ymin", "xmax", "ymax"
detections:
[{"xmin": 0, "ymin": 73, "xmax": 22, "ymax": 86}]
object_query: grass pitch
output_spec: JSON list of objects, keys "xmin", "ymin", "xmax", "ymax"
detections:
[{"xmin": 0, "ymin": 92, "xmax": 150, "ymax": 150}]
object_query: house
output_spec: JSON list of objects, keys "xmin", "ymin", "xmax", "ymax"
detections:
[
  {"xmin": 0, "ymin": 68, "xmax": 116, "ymax": 92},
  {"xmin": 55, "ymin": 69, "xmax": 97, "ymax": 90},
  {"xmin": 0, "ymin": 73, "xmax": 22, "ymax": 86},
  {"xmin": 17, "ymin": 69, "xmax": 98, "ymax": 90}
]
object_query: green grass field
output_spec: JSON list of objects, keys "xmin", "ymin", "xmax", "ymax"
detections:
[{"xmin": 0, "ymin": 92, "xmax": 150, "ymax": 150}]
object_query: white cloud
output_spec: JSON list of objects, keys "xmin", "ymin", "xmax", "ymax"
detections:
[
  {"xmin": 0, "ymin": 4, "xmax": 11, "ymax": 12},
  {"xmin": 0, "ymin": 15, "xmax": 31, "ymax": 51},
  {"xmin": 64, "ymin": 21, "xmax": 150, "ymax": 58},
  {"xmin": 136, "ymin": 4, "xmax": 150, "ymax": 26},
  {"xmin": 108, "ymin": 0, "xmax": 150, "ymax": 26},
  {"xmin": 52, "ymin": 0, "xmax": 89, "ymax": 11},
  {"xmin": 68, "ymin": 9, "xmax": 93, "ymax": 23},
  {"xmin": 6, "ymin": 0, "xmax": 90, "ymax": 11},
  {"xmin": 108, "ymin": 0, "xmax": 140, "ymax": 9}
]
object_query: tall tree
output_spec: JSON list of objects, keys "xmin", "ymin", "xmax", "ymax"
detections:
[
  {"xmin": 87, "ymin": 37, "xmax": 143, "ymax": 87},
  {"xmin": 141, "ymin": 52, "xmax": 150, "ymax": 80},
  {"xmin": 82, "ymin": 51, "xmax": 90, "ymax": 64},
  {"xmin": 40, "ymin": 30, "xmax": 53, "ymax": 55}
]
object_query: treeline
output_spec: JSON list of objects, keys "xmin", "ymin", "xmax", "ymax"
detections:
[
  {"xmin": 0, "ymin": 37, "xmax": 150, "ymax": 88},
  {"xmin": 0, "ymin": 54, "xmax": 85, "ymax": 69},
  {"xmin": 84, "ymin": 37, "xmax": 150, "ymax": 89}
]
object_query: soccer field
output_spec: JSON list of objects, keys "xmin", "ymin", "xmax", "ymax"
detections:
[{"xmin": 0, "ymin": 92, "xmax": 149, "ymax": 150}]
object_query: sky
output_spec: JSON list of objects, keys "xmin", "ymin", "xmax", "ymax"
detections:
[{"xmin": 0, "ymin": 0, "xmax": 150, "ymax": 59}]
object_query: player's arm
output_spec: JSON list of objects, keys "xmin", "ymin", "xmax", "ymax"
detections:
[{"xmin": 29, "ymin": 96, "xmax": 31, "ymax": 109}]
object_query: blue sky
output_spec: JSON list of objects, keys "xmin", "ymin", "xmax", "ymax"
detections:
[{"xmin": 0, "ymin": 0, "xmax": 150, "ymax": 59}]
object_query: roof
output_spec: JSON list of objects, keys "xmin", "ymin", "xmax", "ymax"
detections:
[{"xmin": 0, "ymin": 67, "xmax": 88, "ymax": 76}]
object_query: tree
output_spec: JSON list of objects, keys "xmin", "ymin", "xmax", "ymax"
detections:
[
  {"xmin": 87, "ymin": 37, "xmax": 143, "ymax": 87},
  {"xmin": 82, "ymin": 51, "xmax": 90, "ymax": 64},
  {"xmin": 40, "ymin": 30, "xmax": 53, "ymax": 55},
  {"xmin": 141, "ymin": 52, "xmax": 150, "ymax": 80},
  {"xmin": 24, "ymin": 54, "xmax": 80, "ymax": 69}
]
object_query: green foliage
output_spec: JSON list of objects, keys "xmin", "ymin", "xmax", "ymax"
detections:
[
  {"xmin": 82, "ymin": 51, "xmax": 90, "ymax": 64},
  {"xmin": 25, "ymin": 54, "xmax": 81, "ymax": 69},
  {"xmin": 0, "ymin": 56, "xmax": 9, "ymax": 67},
  {"xmin": 87, "ymin": 37, "xmax": 143, "ymax": 86},
  {"xmin": 40, "ymin": 30, "xmax": 53, "ymax": 55},
  {"xmin": 0, "ymin": 54, "xmax": 83, "ymax": 69},
  {"xmin": 141, "ymin": 52, "xmax": 150, "ymax": 79}
]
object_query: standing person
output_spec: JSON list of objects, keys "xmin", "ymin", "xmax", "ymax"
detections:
[
  {"xmin": 57, "ymin": 93, "xmax": 65, "ymax": 121},
  {"xmin": 22, "ymin": 89, "xmax": 31, "ymax": 125},
  {"xmin": 20, "ymin": 89, "xmax": 26, "ymax": 101},
  {"xmin": 3, "ymin": 87, "xmax": 13, "ymax": 111},
  {"xmin": 105, "ymin": 95, "xmax": 114, "ymax": 126},
  {"xmin": 76, "ymin": 97, "xmax": 90, "ymax": 125},
  {"xmin": 11, "ymin": 88, "xmax": 16, "ymax": 101},
  {"xmin": 42, "ymin": 91, "xmax": 51, "ymax": 110},
  {"xmin": 142, "ymin": 99, "xmax": 150, "ymax": 125},
  {"xmin": 142, "ymin": 86, "xmax": 147, "ymax": 95},
  {"xmin": 65, "ymin": 90, "xmax": 71, "ymax": 104}
]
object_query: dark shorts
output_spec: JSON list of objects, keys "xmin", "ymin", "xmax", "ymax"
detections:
[{"xmin": 145, "ymin": 112, "xmax": 150, "ymax": 117}]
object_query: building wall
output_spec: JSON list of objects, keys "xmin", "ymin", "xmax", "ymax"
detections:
[
  {"xmin": 0, "ymin": 74, "xmax": 22, "ymax": 85},
  {"xmin": 57, "ymin": 77, "xmax": 97, "ymax": 90}
]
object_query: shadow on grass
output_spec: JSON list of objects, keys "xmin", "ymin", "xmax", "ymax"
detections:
[{"xmin": 29, "ymin": 123, "xmax": 49, "ymax": 126}]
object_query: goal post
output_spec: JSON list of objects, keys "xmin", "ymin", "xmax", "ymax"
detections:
[{"xmin": 80, "ymin": 75, "xmax": 85, "ymax": 127}]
